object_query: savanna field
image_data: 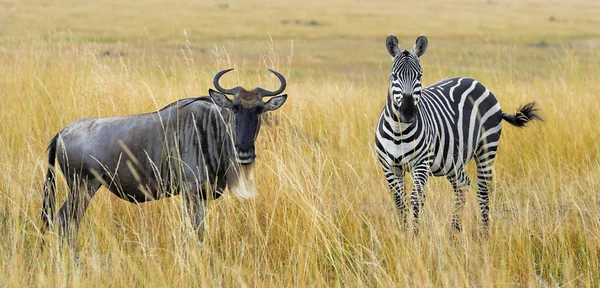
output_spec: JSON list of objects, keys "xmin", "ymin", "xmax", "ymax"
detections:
[{"xmin": 1, "ymin": 0, "xmax": 600, "ymax": 286}]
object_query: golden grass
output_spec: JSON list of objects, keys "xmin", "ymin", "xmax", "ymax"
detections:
[{"xmin": 1, "ymin": 0, "xmax": 600, "ymax": 286}]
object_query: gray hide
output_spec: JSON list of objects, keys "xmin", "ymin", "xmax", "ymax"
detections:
[
  {"xmin": 56, "ymin": 97, "xmax": 234, "ymax": 202},
  {"xmin": 40, "ymin": 68, "xmax": 288, "ymax": 246}
]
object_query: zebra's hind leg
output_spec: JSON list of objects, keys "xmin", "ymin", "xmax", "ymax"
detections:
[
  {"xmin": 384, "ymin": 166, "xmax": 408, "ymax": 229},
  {"xmin": 475, "ymin": 135, "xmax": 500, "ymax": 233},
  {"xmin": 410, "ymin": 164, "xmax": 430, "ymax": 230},
  {"xmin": 447, "ymin": 169, "xmax": 471, "ymax": 232},
  {"xmin": 475, "ymin": 155, "xmax": 496, "ymax": 233}
]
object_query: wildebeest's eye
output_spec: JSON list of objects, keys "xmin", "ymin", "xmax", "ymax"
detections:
[
  {"xmin": 232, "ymin": 103, "xmax": 242, "ymax": 112},
  {"xmin": 253, "ymin": 105, "xmax": 264, "ymax": 115}
]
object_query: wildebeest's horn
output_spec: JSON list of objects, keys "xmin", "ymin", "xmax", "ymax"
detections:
[
  {"xmin": 213, "ymin": 68, "xmax": 242, "ymax": 95},
  {"xmin": 256, "ymin": 69, "xmax": 287, "ymax": 97}
]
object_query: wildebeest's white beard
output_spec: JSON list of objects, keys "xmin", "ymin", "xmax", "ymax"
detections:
[{"xmin": 227, "ymin": 162, "xmax": 256, "ymax": 199}]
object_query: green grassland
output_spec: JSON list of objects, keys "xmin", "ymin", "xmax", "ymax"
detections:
[{"xmin": 1, "ymin": 0, "xmax": 599, "ymax": 286}]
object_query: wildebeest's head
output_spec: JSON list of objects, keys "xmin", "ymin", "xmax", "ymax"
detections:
[
  {"xmin": 386, "ymin": 34, "xmax": 428, "ymax": 123},
  {"xmin": 209, "ymin": 68, "xmax": 287, "ymax": 165}
]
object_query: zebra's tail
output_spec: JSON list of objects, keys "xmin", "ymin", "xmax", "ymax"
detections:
[
  {"xmin": 501, "ymin": 102, "xmax": 543, "ymax": 127},
  {"xmin": 41, "ymin": 134, "xmax": 58, "ymax": 236}
]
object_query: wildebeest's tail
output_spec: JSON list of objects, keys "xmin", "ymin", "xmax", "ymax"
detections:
[
  {"xmin": 502, "ymin": 102, "xmax": 543, "ymax": 127},
  {"xmin": 41, "ymin": 134, "xmax": 58, "ymax": 235}
]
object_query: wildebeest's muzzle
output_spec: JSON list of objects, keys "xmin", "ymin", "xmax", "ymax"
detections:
[
  {"xmin": 236, "ymin": 147, "xmax": 256, "ymax": 165},
  {"xmin": 234, "ymin": 110, "xmax": 260, "ymax": 165}
]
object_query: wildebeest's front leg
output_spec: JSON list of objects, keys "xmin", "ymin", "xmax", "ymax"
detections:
[{"xmin": 183, "ymin": 184, "xmax": 208, "ymax": 241}]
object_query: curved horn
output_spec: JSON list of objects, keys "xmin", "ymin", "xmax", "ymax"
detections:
[
  {"xmin": 213, "ymin": 68, "xmax": 242, "ymax": 95},
  {"xmin": 256, "ymin": 69, "xmax": 287, "ymax": 97}
]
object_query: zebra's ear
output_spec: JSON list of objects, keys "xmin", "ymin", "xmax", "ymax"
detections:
[
  {"xmin": 209, "ymin": 89, "xmax": 233, "ymax": 108},
  {"xmin": 264, "ymin": 94, "xmax": 287, "ymax": 112},
  {"xmin": 411, "ymin": 34, "xmax": 428, "ymax": 57},
  {"xmin": 386, "ymin": 34, "xmax": 400, "ymax": 57}
]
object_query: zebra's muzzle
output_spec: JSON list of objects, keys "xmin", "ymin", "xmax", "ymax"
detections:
[
  {"xmin": 399, "ymin": 95, "xmax": 417, "ymax": 123},
  {"xmin": 399, "ymin": 113, "xmax": 415, "ymax": 123}
]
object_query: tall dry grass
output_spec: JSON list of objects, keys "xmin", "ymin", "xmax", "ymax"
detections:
[{"xmin": 1, "ymin": 0, "xmax": 600, "ymax": 286}]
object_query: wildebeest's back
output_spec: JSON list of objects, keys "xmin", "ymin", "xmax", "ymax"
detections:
[{"xmin": 55, "ymin": 97, "xmax": 233, "ymax": 202}]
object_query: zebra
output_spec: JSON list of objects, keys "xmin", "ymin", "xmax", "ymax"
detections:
[{"xmin": 375, "ymin": 34, "xmax": 541, "ymax": 231}]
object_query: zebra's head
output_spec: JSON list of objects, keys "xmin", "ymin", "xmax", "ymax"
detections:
[
  {"xmin": 386, "ymin": 34, "xmax": 428, "ymax": 123},
  {"xmin": 209, "ymin": 68, "xmax": 287, "ymax": 165}
]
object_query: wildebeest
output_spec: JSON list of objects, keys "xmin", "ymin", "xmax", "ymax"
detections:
[{"xmin": 40, "ymin": 68, "xmax": 288, "ymax": 246}]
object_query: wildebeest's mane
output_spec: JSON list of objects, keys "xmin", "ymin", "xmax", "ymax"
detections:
[{"xmin": 158, "ymin": 97, "xmax": 215, "ymax": 112}]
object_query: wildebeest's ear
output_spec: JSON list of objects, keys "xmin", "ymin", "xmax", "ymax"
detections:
[
  {"xmin": 264, "ymin": 94, "xmax": 287, "ymax": 112},
  {"xmin": 209, "ymin": 89, "xmax": 233, "ymax": 108},
  {"xmin": 386, "ymin": 34, "xmax": 400, "ymax": 57},
  {"xmin": 411, "ymin": 34, "xmax": 428, "ymax": 57}
]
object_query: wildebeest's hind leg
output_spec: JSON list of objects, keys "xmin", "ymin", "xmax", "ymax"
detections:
[
  {"xmin": 56, "ymin": 175, "xmax": 101, "ymax": 249},
  {"xmin": 183, "ymin": 183, "xmax": 208, "ymax": 241}
]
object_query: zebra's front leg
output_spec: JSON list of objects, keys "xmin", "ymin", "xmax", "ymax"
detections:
[
  {"xmin": 385, "ymin": 167, "xmax": 407, "ymax": 228},
  {"xmin": 448, "ymin": 169, "xmax": 470, "ymax": 232},
  {"xmin": 410, "ymin": 164, "xmax": 430, "ymax": 229}
]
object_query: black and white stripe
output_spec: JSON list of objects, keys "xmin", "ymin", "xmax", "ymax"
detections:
[{"xmin": 375, "ymin": 34, "xmax": 541, "ymax": 231}]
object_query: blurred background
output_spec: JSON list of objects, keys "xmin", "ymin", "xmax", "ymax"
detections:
[{"xmin": 1, "ymin": 0, "xmax": 599, "ymax": 286}]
